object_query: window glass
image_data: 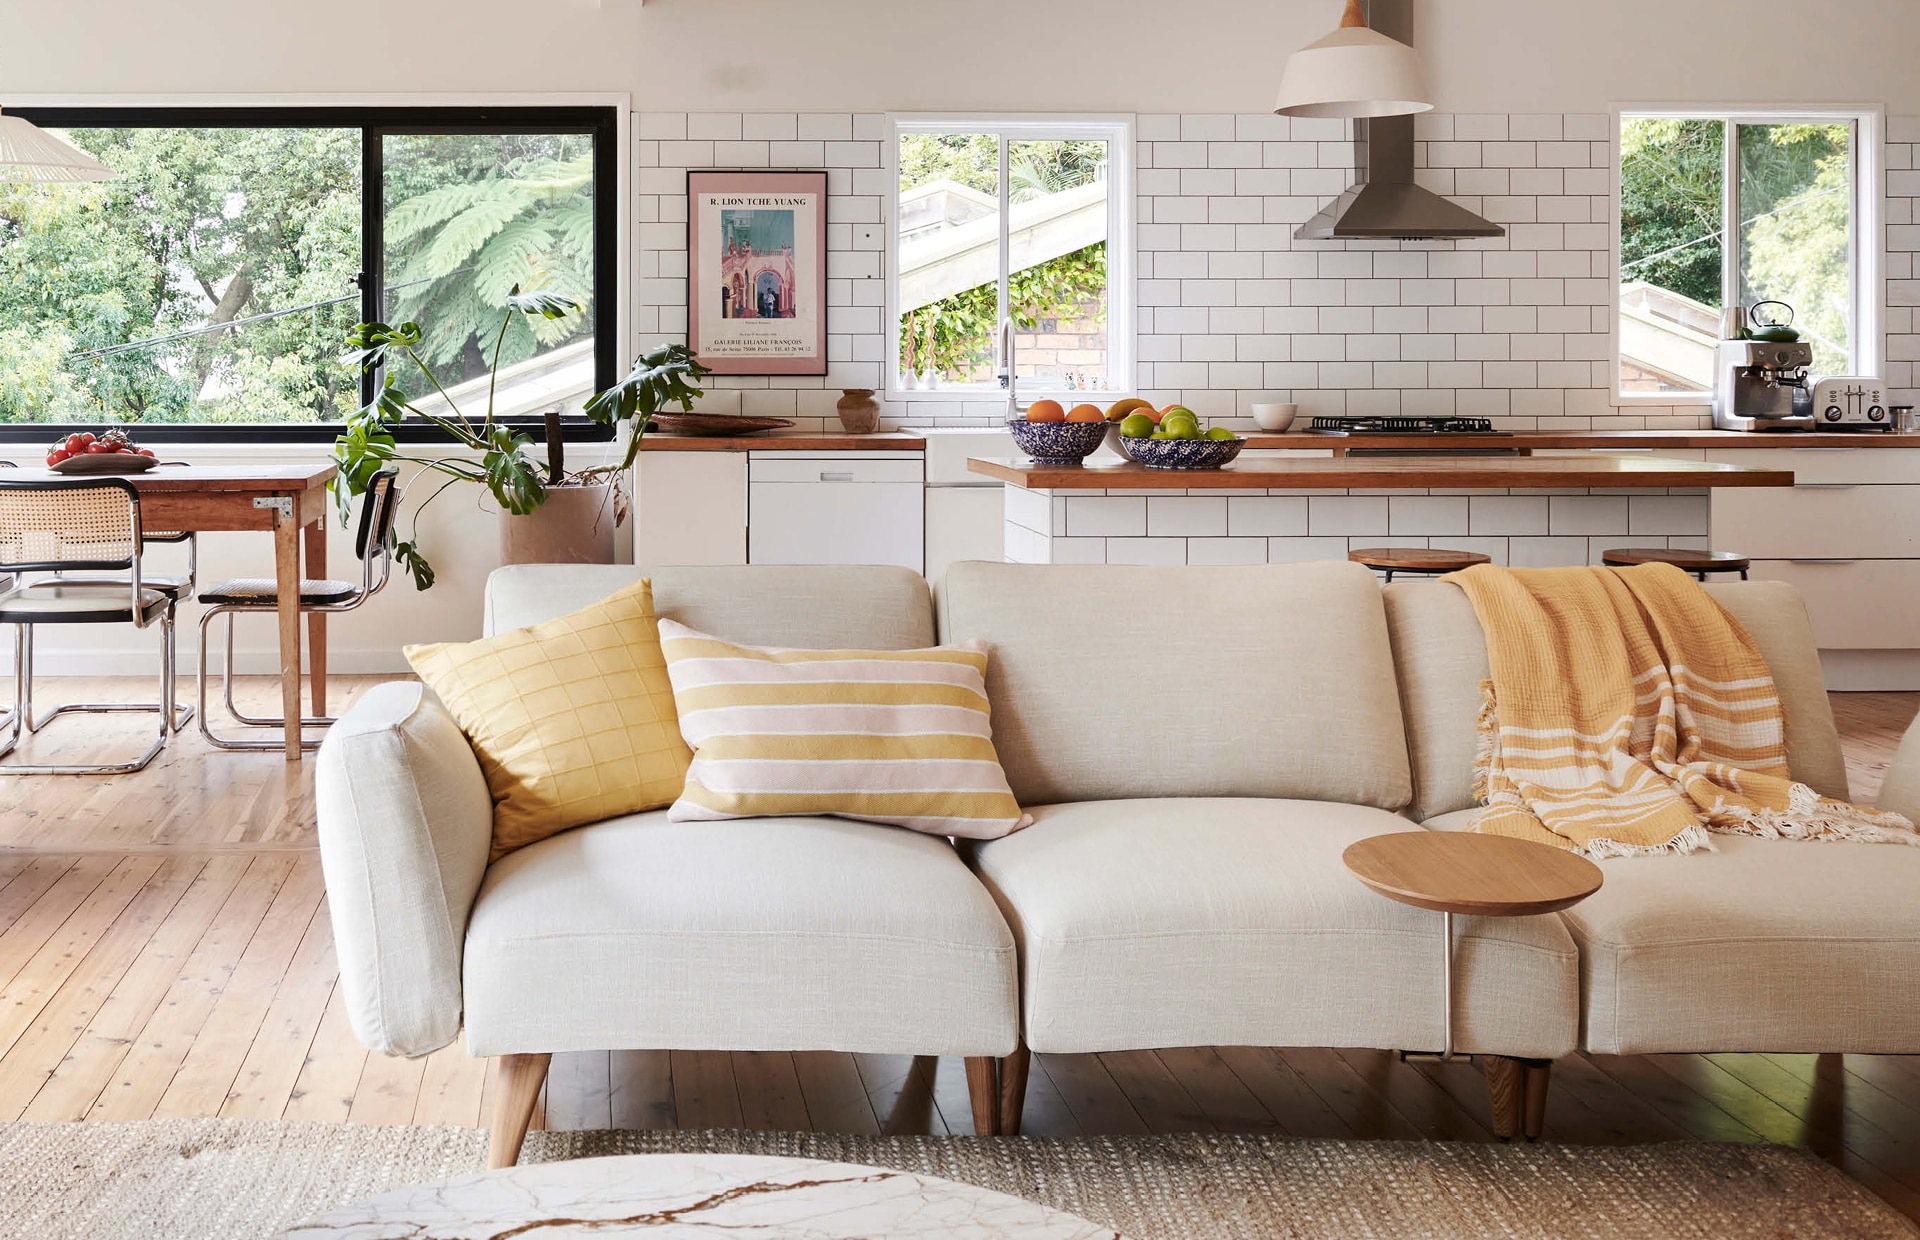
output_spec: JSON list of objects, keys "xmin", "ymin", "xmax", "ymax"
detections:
[
  {"xmin": 0, "ymin": 126, "xmax": 362, "ymax": 424},
  {"xmin": 1007, "ymin": 139, "xmax": 1110, "ymax": 391},
  {"xmin": 896, "ymin": 133, "xmax": 1002, "ymax": 385},
  {"xmin": 1618, "ymin": 118, "xmax": 1724, "ymax": 395},
  {"xmin": 382, "ymin": 132, "xmax": 598, "ymax": 418},
  {"xmin": 1737, "ymin": 122, "xmax": 1853, "ymax": 376}
]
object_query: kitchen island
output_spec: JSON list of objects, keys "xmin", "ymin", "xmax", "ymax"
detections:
[{"xmin": 967, "ymin": 454, "xmax": 1794, "ymax": 568}]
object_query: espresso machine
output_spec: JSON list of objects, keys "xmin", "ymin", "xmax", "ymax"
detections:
[{"xmin": 1711, "ymin": 339, "xmax": 1815, "ymax": 432}]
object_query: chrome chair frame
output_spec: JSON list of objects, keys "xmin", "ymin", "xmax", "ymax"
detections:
[
  {"xmin": 196, "ymin": 470, "xmax": 400, "ymax": 751},
  {"xmin": 0, "ymin": 477, "xmax": 179, "ymax": 775}
]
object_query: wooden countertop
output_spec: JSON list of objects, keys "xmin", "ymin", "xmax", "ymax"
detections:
[
  {"xmin": 1246, "ymin": 429, "xmax": 1920, "ymax": 452},
  {"xmin": 967, "ymin": 455, "xmax": 1797, "ymax": 490},
  {"xmin": 639, "ymin": 431, "xmax": 925, "ymax": 451}
]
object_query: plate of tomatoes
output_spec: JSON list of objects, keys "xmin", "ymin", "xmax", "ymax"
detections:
[{"xmin": 46, "ymin": 430, "xmax": 159, "ymax": 475}]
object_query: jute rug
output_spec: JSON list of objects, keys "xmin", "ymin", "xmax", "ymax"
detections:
[{"xmin": 0, "ymin": 1119, "xmax": 1911, "ymax": 1240}]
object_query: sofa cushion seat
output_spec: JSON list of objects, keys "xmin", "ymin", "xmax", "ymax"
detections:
[
  {"xmin": 462, "ymin": 812, "xmax": 1018, "ymax": 1059},
  {"xmin": 965, "ymin": 798, "xmax": 1579, "ymax": 1058},
  {"xmin": 1564, "ymin": 834, "xmax": 1920, "ymax": 1054}
]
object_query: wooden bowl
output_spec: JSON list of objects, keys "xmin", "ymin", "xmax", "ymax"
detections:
[
  {"xmin": 647, "ymin": 414, "xmax": 795, "ymax": 437},
  {"xmin": 50, "ymin": 453, "xmax": 159, "ymax": 475}
]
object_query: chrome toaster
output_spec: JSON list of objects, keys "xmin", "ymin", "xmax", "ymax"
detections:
[{"xmin": 1810, "ymin": 377, "xmax": 1892, "ymax": 429}]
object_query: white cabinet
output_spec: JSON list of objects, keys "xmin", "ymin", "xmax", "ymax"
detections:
[
  {"xmin": 636, "ymin": 451, "xmax": 748, "ymax": 566},
  {"xmin": 926, "ymin": 486, "xmax": 1006, "ymax": 584},
  {"xmin": 748, "ymin": 453, "xmax": 925, "ymax": 572},
  {"xmin": 1699, "ymin": 447, "xmax": 1920, "ymax": 654}
]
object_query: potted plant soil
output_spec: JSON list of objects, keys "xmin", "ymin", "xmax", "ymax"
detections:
[{"xmin": 330, "ymin": 288, "xmax": 710, "ymax": 588}]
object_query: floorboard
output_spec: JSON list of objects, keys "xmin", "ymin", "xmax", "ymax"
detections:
[{"xmin": 0, "ymin": 683, "xmax": 1912, "ymax": 1223}]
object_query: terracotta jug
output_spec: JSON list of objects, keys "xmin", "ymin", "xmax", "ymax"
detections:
[{"xmin": 836, "ymin": 389, "xmax": 880, "ymax": 435}]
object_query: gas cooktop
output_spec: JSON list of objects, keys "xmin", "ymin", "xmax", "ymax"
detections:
[{"xmin": 1307, "ymin": 416, "xmax": 1508, "ymax": 436}]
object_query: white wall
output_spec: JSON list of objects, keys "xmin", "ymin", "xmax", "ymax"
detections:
[{"xmin": 7, "ymin": 1, "xmax": 1920, "ymax": 116}]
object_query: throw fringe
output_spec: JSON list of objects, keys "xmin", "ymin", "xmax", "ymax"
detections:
[
  {"xmin": 1471, "ymin": 678, "xmax": 1498, "ymax": 805},
  {"xmin": 1717, "ymin": 781, "xmax": 1920, "ymax": 847},
  {"xmin": 1584, "ymin": 823, "xmax": 1715, "ymax": 860}
]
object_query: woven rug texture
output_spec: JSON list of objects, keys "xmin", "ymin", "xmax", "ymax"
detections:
[{"xmin": 0, "ymin": 1119, "xmax": 1911, "ymax": 1240}]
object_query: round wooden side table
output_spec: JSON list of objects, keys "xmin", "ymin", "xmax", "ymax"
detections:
[
  {"xmin": 1348, "ymin": 547, "xmax": 1492, "ymax": 582},
  {"xmin": 1342, "ymin": 830, "xmax": 1603, "ymax": 1141},
  {"xmin": 1601, "ymin": 547, "xmax": 1751, "ymax": 580}
]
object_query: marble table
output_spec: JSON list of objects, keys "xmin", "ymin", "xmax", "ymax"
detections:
[{"xmin": 281, "ymin": 1153, "xmax": 1127, "ymax": 1239}]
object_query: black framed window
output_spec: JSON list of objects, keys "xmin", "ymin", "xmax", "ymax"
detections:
[{"xmin": 0, "ymin": 105, "xmax": 617, "ymax": 443}]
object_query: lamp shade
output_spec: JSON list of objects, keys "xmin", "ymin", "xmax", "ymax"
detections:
[
  {"xmin": 1274, "ymin": 23, "xmax": 1433, "ymax": 119},
  {"xmin": 0, "ymin": 109, "xmax": 115, "ymax": 183}
]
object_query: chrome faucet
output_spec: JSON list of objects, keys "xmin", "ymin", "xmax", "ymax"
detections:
[{"xmin": 1000, "ymin": 317, "xmax": 1018, "ymax": 421}]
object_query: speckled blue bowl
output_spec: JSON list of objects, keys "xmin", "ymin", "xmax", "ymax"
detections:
[
  {"xmin": 1005, "ymin": 418, "xmax": 1110, "ymax": 466},
  {"xmin": 1118, "ymin": 434, "xmax": 1246, "ymax": 470}
]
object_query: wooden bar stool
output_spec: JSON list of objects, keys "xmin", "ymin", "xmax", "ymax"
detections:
[
  {"xmin": 1602, "ymin": 548, "xmax": 1750, "ymax": 581},
  {"xmin": 1349, "ymin": 547, "xmax": 1492, "ymax": 583}
]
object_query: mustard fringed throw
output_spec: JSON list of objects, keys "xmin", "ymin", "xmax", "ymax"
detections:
[{"xmin": 1448, "ymin": 562, "xmax": 1918, "ymax": 858}]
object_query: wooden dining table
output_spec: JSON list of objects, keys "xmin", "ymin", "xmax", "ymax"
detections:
[{"xmin": 17, "ymin": 463, "xmax": 336, "ymax": 761}]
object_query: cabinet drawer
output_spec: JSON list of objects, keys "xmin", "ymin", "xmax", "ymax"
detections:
[
  {"xmin": 1711, "ymin": 485, "xmax": 1920, "ymax": 559},
  {"xmin": 1747, "ymin": 559, "xmax": 1920, "ymax": 649},
  {"xmin": 749, "ymin": 456, "xmax": 924, "ymax": 484},
  {"xmin": 748, "ymin": 481, "xmax": 925, "ymax": 571},
  {"xmin": 1704, "ymin": 448, "xmax": 1920, "ymax": 485}
]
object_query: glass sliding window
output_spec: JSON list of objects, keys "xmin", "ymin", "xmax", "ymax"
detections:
[
  {"xmin": 0, "ymin": 125, "xmax": 362, "ymax": 425},
  {"xmin": 1737, "ymin": 122, "xmax": 1854, "ymax": 377},
  {"xmin": 895, "ymin": 132, "xmax": 1003, "ymax": 386},
  {"xmin": 890, "ymin": 118, "xmax": 1130, "ymax": 398},
  {"xmin": 1617, "ymin": 118, "xmax": 1726, "ymax": 395},
  {"xmin": 381, "ymin": 131, "xmax": 599, "ymax": 419},
  {"xmin": 1616, "ymin": 112, "xmax": 1862, "ymax": 398},
  {"xmin": 0, "ymin": 106, "xmax": 616, "ymax": 441}
]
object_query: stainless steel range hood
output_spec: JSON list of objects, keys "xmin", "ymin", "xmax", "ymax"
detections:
[{"xmin": 1293, "ymin": 0, "xmax": 1503, "ymax": 241}]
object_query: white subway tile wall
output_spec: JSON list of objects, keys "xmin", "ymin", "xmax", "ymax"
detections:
[
  {"xmin": 1003, "ymin": 484, "xmax": 1711, "ymax": 567},
  {"xmin": 638, "ymin": 112, "xmax": 1920, "ymax": 431}
]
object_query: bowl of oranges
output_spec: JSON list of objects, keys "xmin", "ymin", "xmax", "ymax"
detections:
[
  {"xmin": 1007, "ymin": 400, "xmax": 1111, "ymax": 465},
  {"xmin": 1112, "ymin": 403, "xmax": 1245, "ymax": 469}
]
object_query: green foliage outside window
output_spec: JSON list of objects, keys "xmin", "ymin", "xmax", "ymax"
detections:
[
  {"xmin": 0, "ymin": 125, "xmax": 597, "ymax": 426},
  {"xmin": 1621, "ymin": 118, "xmax": 1853, "ymax": 372},
  {"xmin": 896, "ymin": 133, "xmax": 1110, "ymax": 381}
]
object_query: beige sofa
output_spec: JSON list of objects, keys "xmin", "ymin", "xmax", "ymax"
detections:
[{"xmin": 315, "ymin": 561, "xmax": 1920, "ymax": 1165}]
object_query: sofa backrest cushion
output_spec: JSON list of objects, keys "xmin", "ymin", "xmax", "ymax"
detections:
[
  {"xmin": 485, "ymin": 564, "xmax": 935, "ymax": 650},
  {"xmin": 1383, "ymin": 578, "xmax": 1851, "ymax": 822},
  {"xmin": 938, "ymin": 561, "xmax": 1413, "ymax": 810}
]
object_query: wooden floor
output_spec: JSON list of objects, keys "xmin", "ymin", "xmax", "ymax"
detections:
[{"xmin": 0, "ymin": 680, "xmax": 1916, "ymax": 1220}]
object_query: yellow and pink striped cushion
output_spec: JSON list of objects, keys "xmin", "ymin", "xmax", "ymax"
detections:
[{"xmin": 657, "ymin": 619, "xmax": 1030, "ymax": 839}]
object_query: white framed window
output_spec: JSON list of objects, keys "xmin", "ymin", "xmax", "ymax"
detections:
[
  {"xmin": 1612, "ymin": 105, "xmax": 1882, "ymax": 404},
  {"xmin": 886, "ymin": 114, "xmax": 1133, "ymax": 402}
]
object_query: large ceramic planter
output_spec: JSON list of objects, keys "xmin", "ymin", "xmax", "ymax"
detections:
[{"xmin": 499, "ymin": 481, "xmax": 618, "ymax": 565}]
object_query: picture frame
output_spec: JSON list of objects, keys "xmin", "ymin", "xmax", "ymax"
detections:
[{"xmin": 687, "ymin": 170, "xmax": 830, "ymax": 376}]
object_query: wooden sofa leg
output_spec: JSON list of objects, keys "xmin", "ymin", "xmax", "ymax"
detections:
[
  {"xmin": 487, "ymin": 1053, "xmax": 551, "ymax": 1169},
  {"xmin": 999, "ymin": 1045, "xmax": 1031, "ymax": 1137},
  {"xmin": 1522, "ymin": 1059, "xmax": 1552, "ymax": 1141},
  {"xmin": 964, "ymin": 1056, "xmax": 1001, "ymax": 1136},
  {"xmin": 1482, "ymin": 1055, "xmax": 1522, "ymax": 1141}
]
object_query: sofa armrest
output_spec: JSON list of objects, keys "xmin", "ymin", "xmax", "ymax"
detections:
[
  {"xmin": 316, "ymin": 681, "xmax": 493, "ymax": 1058},
  {"xmin": 1879, "ymin": 709, "xmax": 1920, "ymax": 825}
]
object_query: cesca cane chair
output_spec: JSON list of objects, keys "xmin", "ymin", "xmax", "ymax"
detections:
[
  {"xmin": 195, "ymin": 469, "xmax": 400, "ymax": 751},
  {"xmin": 0, "ymin": 477, "xmax": 182, "ymax": 775}
]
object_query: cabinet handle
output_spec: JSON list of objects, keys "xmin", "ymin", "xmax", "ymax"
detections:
[
  {"xmin": 1787, "ymin": 558, "xmax": 1859, "ymax": 564},
  {"xmin": 1793, "ymin": 482, "xmax": 1858, "ymax": 490},
  {"xmin": 819, "ymin": 471, "xmax": 855, "ymax": 482}
]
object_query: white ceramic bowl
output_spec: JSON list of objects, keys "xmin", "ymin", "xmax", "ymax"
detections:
[{"xmin": 1251, "ymin": 403, "xmax": 1298, "ymax": 432}]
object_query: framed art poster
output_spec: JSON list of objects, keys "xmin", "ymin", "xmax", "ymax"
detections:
[{"xmin": 688, "ymin": 170, "xmax": 829, "ymax": 375}]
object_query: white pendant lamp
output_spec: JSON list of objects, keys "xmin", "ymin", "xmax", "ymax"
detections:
[
  {"xmin": 1274, "ymin": 0, "xmax": 1433, "ymax": 120},
  {"xmin": 0, "ymin": 106, "xmax": 115, "ymax": 183}
]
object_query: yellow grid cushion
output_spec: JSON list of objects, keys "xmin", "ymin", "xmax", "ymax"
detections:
[
  {"xmin": 657, "ymin": 619, "xmax": 1030, "ymax": 840},
  {"xmin": 405, "ymin": 580, "xmax": 691, "ymax": 861}
]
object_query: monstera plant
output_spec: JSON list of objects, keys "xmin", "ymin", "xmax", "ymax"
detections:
[{"xmin": 331, "ymin": 288, "xmax": 709, "ymax": 589}]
